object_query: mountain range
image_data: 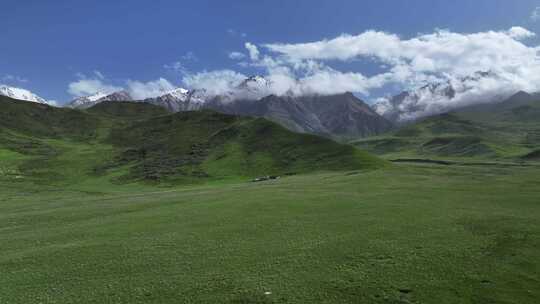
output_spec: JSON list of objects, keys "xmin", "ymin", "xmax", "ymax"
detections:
[
  {"xmin": 373, "ymin": 71, "xmax": 513, "ymax": 123},
  {"xmin": 0, "ymin": 85, "xmax": 50, "ymax": 105},
  {"xmin": 354, "ymin": 90, "xmax": 540, "ymax": 161},
  {"xmin": 59, "ymin": 75, "xmax": 394, "ymax": 139},
  {"xmin": 67, "ymin": 91, "xmax": 133, "ymax": 109},
  {"xmin": 0, "ymin": 94, "xmax": 383, "ymax": 184},
  {"xmin": 3, "ymin": 72, "xmax": 537, "ymax": 142}
]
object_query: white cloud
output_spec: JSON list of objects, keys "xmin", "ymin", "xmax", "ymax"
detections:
[
  {"xmin": 507, "ymin": 26, "xmax": 535, "ymax": 39},
  {"xmin": 253, "ymin": 64, "xmax": 389, "ymax": 97},
  {"xmin": 263, "ymin": 27, "xmax": 537, "ymax": 79},
  {"xmin": 245, "ymin": 42, "xmax": 260, "ymax": 61},
  {"xmin": 229, "ymin": 51, "xmax": 246, "ymax": 60},
  {"xmin": 126, "ymin": 78, "xmax": 176, "ymax": 100},
  {"xmin": 66, "ymin": 26, "xmax": 540, "ymax": 120},
  {"xmin": 68, "ymin": 72, "xmax": 177, "ymax": 100},
  {"xmin": 235, "ymin": 26, "xmax": 540, "ymax": 119},
  {"xmin": 68, "ymin": 78, "xmax": 122, "ymax": 97},
  {"xmin": 531, "ymin": 7, "xmax": 540, "ymax": 22},
  {"xmin": 186, "ymin": 26, "xmax": 540, "ymax": 111},
  {"xmin": 182, "ymin": 70, "xmax": 247, "ymax": 96},
  {"xmin": 374, "ymin": 72, "xmax": 522, "ymax": 121}
]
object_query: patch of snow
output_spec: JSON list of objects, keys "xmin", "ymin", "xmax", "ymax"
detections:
[{"xmin": 0, "ymin": 85, "xmax": 50, "ymax": 104}]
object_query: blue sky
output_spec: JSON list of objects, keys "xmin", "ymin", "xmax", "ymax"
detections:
[{"xmin": 2, "ymin": 0, "xmax": 540, "ymax": 104}]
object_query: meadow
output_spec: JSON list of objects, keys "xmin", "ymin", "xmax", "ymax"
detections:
[{"xmin": 1, "ymin": 162, "xmax": 539, "ymax": 303}]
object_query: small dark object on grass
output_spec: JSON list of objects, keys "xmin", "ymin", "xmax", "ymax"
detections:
[
  {"xmin": 398, "ymin": 288, "xmax": 413, "ymax": 294},
  {"xmin": 252, "ymin": 176, "xmax": 280, "ymax": 182}
]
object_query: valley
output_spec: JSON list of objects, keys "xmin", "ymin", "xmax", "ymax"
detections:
[
  {"xmin": 1, "ymin": 161, "xmax": 539, "ymax": 303},
  {"xmin": 0, "ymin": 93, "xmax": 539, "ymax": 303},
  {"xmin": 353, "ymin": 91, "xmax": 540, "ymax": 163},
  {"xmin": 4, "ymin": 2, "xmax": 540, "ymax": 303}
]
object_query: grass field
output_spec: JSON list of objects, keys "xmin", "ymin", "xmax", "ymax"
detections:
[
  {"xmin": 0, "ymin": 97, "xmax": 384, "ymax": 186},
  {"xmin": 1, "ymin": 97, "xmax": 539, "ymax": 303},
  {"xmin": 352, "ymin": 95, "xmax": 540, "ymax": 162},
  {"xmin": 1, "ymin": 163, "xmax": 539, "ymax": 303}
]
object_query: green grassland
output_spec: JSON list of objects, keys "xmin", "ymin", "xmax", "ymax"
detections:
[
  {"xmin": 1, "ymin": 163, "xmax": 539, "ymax": 303},
  {"xmin": 0, "ymin": 97, "xmax": 383, "ymax": 187},
  {"xmin": 352, "ymin": 97, "xmax": 540, "ymax": 162},
  {"xmin": 1, "ymin": 96, "xmax": 540, "ymax": 303}
]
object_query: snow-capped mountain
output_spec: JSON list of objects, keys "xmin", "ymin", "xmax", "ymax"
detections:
[
  {"xmin": 61, "ymin": 75, "xmax": 391, "ymax": 138},
  {"xmin": 374, "ymin": 71, "xmax": 512, "ymax": 122},
  {"xmin": 0, "ymin": 85, "xmax": 50, "ymax": 104},
  {"xmin": 210, "ymin": 92, "xmax": 393, "ymax": 139},
  {"xmin": 236, "ymin": 75, "xmax": 273, "ymax": 99},
  {"xmin": 143, "ymin": 88, "xmax": 211, "ymax": 112},
  {"xmin": 67, "ymin": 75, "xmax": 272, "ymax": 111},
  {"xmin": 68, "ymin": 91, "xmax": 133, "ymax": 109},
  {"xmin": 142, "ymin": 76, "xmax": 272, "ymax": 112}
]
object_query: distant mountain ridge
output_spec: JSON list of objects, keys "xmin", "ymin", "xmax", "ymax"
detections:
[
  {"xmin": 0, "ymin": 93, "xmax": 383, "ymax": 184},
  {"xmin": 209, "ymin": 92, "xmax": 392, "ymax": 139},
  {"xmin": 374, "ymin": 71, "xmax": 513, "ymax": 123},
  {"xmin": 67, "ymin": 91, "xmax": 133, "ymax": 109},
  {"xmin": 67, "ymin": 76, "xmax": 392, "ymax": 139},
  {"xmin": 0, "ymin": 85, "xmax": 51, "ymax": 105},
  {"xmin": 354, "ymin": 90, "xmax": 540, "ymax": 160},
  {"xmin": 143, "ymin": 88, "xmax": 210, "ymax": 112}
]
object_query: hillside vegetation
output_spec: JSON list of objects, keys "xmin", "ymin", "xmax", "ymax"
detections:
[
  {"xmin": 1, "ymin": 96, "xmax": 540, "ymax": 303},
  {"xmin": 353, "ymin": 93, "xmax": 540, "ymax": 161},
  {"xmin": 0, "ymin": 96, "xmax": 383, "ymax": 186},
  {"xmin": 1, "ymin": 163, "xmax": 539, "ymax": 303}
]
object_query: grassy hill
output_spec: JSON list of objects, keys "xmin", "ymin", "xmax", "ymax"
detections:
[
  {"xmin": 1, "ymin": 161, "xmax": 540, "ymax": 304},
  {"xmin": 0, "ymin": 96, "xmax": 99, "ymax": 140},
  {"xmin": 0, "ymin": 96, "xmax": 383, "ymax": 187},
  {"xmin": 107, "ymin": 110, "xmax": 383, "ymax": 183},
  {"xmin": 1, "ymin": 96, "xmax": 540, "ymax": 303},
  {"xmin": 87, "ymin": 100, "xmax": 170, "ymax": 120},
  {"xmin": 353, "ymin": 93, "xmax": 540, "ymax": 161}
]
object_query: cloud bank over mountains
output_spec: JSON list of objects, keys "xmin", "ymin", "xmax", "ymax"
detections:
[
  {"xmin": 202, "ymin": 26, "xmax": 540, "ymax": 97},
  {"xmin": 66, "ymin": 26, "xmax": 540, "ymax": 119}
]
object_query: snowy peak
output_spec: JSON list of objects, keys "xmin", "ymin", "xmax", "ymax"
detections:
[
  {"xmin": 238, "ymin": 75, "xmax": 271, "ymax": 90},
  {"xmin": 86, "ymin": 91, "xmax": 110, "ymax": 102},
  {"xmin": 187, "ymin": 89, "xmax": 216, "ymax": 104},
  {"xmin": 239, "ymin": 75, "xmax": 271, "ymax": 88},
  {"xmin": 162, "ymin": 88, "xmax": 190, "ymax": 100},
  {"xmin": 101, "ymin": 91, "xmax": 132, "ymax": 102},
  {"xmin": 68, "ymin": 92, "xmax": 107, "ymax": 108},
  {"xmin": 66, "ymin": 76, "xmax": 275, "ymax": 111},
  {"xmin": 374, "ymin": 71, "xmax": 510, "ymax": 122},
  {"xmin": 0, "ymin": 85, "xmax": 50, "ymax": 104},
  {"xmin": 235, "ymin": 75, "xmax": 272, "ymax": 100},
  {"xmin": 143, "ymin": 88, "xmax": 210, "ymax": 112},
  {"xmin": 68, "ymin": 91, "xmax": 133, "ymax": 109}
]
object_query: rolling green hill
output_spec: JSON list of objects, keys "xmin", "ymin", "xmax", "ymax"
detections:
[
  {"xmin": 0, "ymin": 96, "xmax": 383, "ymax": 187},
  {"xmin": 353, "ymin": 92, "xmax": 540, "ymax": 161},
  {"xmin": 87, "ymin": 100, "xmax": 170, "ymax": 121},
  {"xmin": 1, "ymin": 96, "xmax": 540, "ymax": 304},
  {"xmin": 1, "ymin": 158, "xmax": 540, "ymax": 304}
]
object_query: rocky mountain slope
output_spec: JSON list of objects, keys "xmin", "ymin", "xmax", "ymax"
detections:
[
  {"xmin": 210, "ymin": 92, "xmax": 393, "ymax": 139},
  {"xmin": 67, "ymin": 91, "xmax": 133, "ymax": 109},
  {"xmin": 374, "ymin": 72, "xmax": 512, "ymax": 123},
  {"xmin": 0, "ymin": 85, "xmax": 51, "ymax": 104},
  {"xmin": 67, "ymin": 76, "xmax": 392, "ymax": 139}
]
